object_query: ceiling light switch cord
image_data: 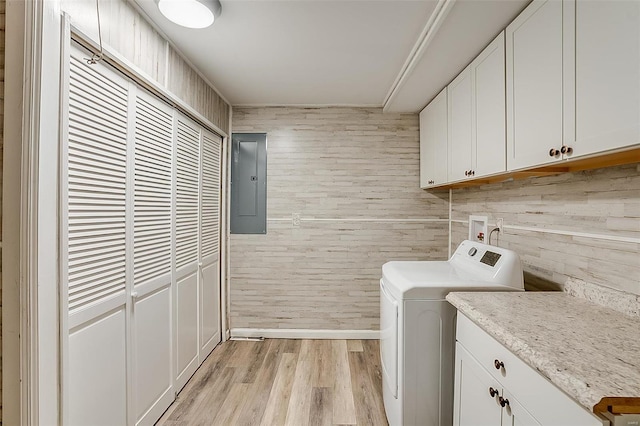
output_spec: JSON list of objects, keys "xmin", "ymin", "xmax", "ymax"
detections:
[{"xmin": 85, "ymin": 0, "xmax": 104, "ymax": 65}]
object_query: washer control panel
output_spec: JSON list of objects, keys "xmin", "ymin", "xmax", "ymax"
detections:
[
  {"xmin": 480, "ymin": 251, "xmax": 501, "ymax": 267},
  {"xmin": 451, "ymin": 240, "xmax": 524, "ymax": 290}
]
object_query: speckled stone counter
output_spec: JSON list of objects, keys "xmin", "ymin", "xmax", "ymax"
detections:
[{"xmin": 445, "ymin": 291, "xmax": 640, "ymax": 414}]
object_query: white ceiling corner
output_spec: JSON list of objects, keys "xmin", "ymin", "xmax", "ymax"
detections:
[{"xmin": 133, "ymin": 0, "xmax": 530, "ymax": 112}]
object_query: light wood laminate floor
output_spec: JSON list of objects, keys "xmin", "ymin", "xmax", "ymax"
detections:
[{"xmin": 157, "ymin": 339, "xmax": 388, "ymax": 426}]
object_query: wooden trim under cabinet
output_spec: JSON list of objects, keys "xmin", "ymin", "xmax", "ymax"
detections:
[
  {"xmin": 424, "ymin": 146, "xmax": 640, "ymax": 190},
  {"xmin": 594, "ymin": 397, "xmax": 640, "ymax": 416}
]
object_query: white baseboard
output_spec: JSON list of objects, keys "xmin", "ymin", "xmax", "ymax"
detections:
[{"xmin": 230, "ymin": 328, "xmax": 380, "ymax": 340}]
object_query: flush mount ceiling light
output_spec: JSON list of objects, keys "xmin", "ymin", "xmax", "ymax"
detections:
[{"xmin": 156, "ymin": 0, "xmax": 222, "ymax": 29}]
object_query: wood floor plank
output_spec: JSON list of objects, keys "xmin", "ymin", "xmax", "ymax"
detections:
[
  {"xmin": 310, "ymin": 339, "xmax": 335, "ymax": 388},
  {"xmin": 242, "ymin": 339, "xmax": 272, "ymax": 383},
  {"xmin": 349, "ymin": 351, "xmax": 388, "ymax": 426},
  {"xmin": 284, "ymin": 349, "xmax": 314, "ymax": 426},
  {"xmin": 309, "ymin": 387, "xmax": 333, "ymax": 426},
  {"xmin": 210, "ymin": 383, "xmax": 250, "ymax": 425},
  {"xmin": 164, "ymin": 359, "xmax": 230, "ymax": 422},
  {"xmin": 282, "ymin": 338, "xmax": 302, "ymax": 354},
  {"xmin": 347, "ymin": 340, "xmax": 364, "ymax": 352},
  {"xmin": 227, "ymin": 339, "xmax": 258, "ymax": 368},
  {"xmin": 332, "ymin": 340, "xmax": 357, "ymax": 425},
  {"xmin": 260, "ymin": 352, "xmax": 298, "ymax": 426},
  {"xmin": 157, "ymin": 338, "xmax": 388, "ymax": 426},
  {"xmin": 183, "ymin": 366, "xmax": 237, "ymax": 425},
  {"xmin": 236, "ymin": 340, "xmax": 285, "ymax": 426},
  {"xmin": 362, "ymin": 339, "xmax": 384, "ymax": 400}
]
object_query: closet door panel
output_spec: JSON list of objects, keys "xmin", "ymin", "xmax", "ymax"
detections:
[
  {"xmin": 133, "ymin": 288, "xmax": 172, "ymax": 426},
  {"xmin": 132, "ymin": 90, "xmax": 174, "ymax": 425},
  {"xmin": 65, "ymin": 46, "xmax": 130, "ymax": 424},
  {"xmin": 176, "ymin": 272, "xmax": 199, "ymax": 390},
  {"xmin": 200, "ymin": 132, "xmax": 222, "ymax": 357},
  {"xmin": 175, "ymin": 117, "xmax": 201, "ymax": 274},
  {"xmin": 68, "ymin": 309, "xmax": 128, "ymax": 426},
  {"xmin": 65, "ymin": 43, "xmax": 224, "ymax": 425},
  {"xmin": 133, "ymin": 94, "xmax": 173, "ymax": 290},
  {"xmin": 174, "ymin": 115, "xmax": 201, "ymax": 390},
  {"xmin": 200, "ymin": 262, "xmax": 220, "ymax": 356}
]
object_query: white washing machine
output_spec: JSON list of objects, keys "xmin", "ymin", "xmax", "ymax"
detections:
[{"xmin": 380, "ymin": 240, "xmax": 524, "ymax": 426}]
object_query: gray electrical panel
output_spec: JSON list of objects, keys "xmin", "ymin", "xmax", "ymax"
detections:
[{"xmin": 230, "ymin": 133, "xmax": 267, "ymax": 234}]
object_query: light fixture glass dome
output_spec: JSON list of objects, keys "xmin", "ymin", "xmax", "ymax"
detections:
[{"xmin": 157, "ymin": 0, "xmax": 221, "ymax": 29}]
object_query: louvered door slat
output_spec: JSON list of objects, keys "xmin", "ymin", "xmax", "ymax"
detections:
[
  {"xmin": 134, "ymin": 95, "xmax": 173, "ymax": 286},
  {"xmin": 67, "ymin": 55, "xmax": 128, "ymax": 314},
  {"xmin": 175, "ymin": 117, "xmax": 201, "ymax": 270},
  {"xmin": 201, "ymin": 132, "xmax": 221, "ymax": 258}
]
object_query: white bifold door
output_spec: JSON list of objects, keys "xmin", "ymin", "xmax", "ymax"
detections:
[
  {"xmin": 173, "ymin": 116, "xmax": 222, "ymax": 391},
  {"xmin": 62, "ymin": 43, "xmax": 222, "ymax": 426}
]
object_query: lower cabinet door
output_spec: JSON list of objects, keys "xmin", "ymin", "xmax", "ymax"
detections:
[
  {"xmin": 501, "ymin": 392, "xmax": 540, "ymax": 426},
  {"xmin": 453, "ymin": 342, "xmax": 503, "ymax": 426}
]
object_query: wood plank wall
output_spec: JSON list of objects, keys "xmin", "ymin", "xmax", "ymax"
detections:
[
  {"xmin": 230, "ymin": 107, "xmax": 449, "ymax": 330},
  {"xmin": 59, "ymin": 0, "xmax": 230, "ymax": 134},
  {"xmin": 0, "ymin": 0, "xmax": 5, "ymax": 419},
  {"xmin": 451, "ymin": 163, "xmax": 640, "ymax": 295}
]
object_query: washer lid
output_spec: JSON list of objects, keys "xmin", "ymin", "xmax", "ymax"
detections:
[{"xmin": 382, "ymin": 261, "xmax": 521, "ymax": 300}]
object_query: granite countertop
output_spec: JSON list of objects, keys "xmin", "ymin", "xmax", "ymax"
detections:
[{"xmin": 445, "ymin": 291, "xmax": 640, "ymax": 413}]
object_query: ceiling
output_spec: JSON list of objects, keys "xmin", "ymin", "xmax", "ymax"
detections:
[{"xmin": 134, "ymin": 0, "xmax": 530, "ymax": 112}]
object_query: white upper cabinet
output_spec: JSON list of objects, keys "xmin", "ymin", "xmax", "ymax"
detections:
[
  {"xmin": 570, "ymin": 0, "xmax": 640, "ymax": 156},
  {"xmin": 448, "ymin": 67, "xmax": 473, "ymax": 182},
  {"xmin": 420, "ymin": 88, "xmax": 448, "ymax": 188},
  {"xmin": 473, "ymin": 32, "xmax": 506, "ymax": 178},
  {"xmin": 506, "ymin": 0, "xmax": 565, "ymax": 171},
  {"xmin": 448, "ymin": 32, "xmax": 507, "ymax": 182},
  {"xmin": 421, "ymin": 0, "xmax": 638, "ymax": 188},
  {"xmin": 507, "ymin": 0, "xmax": 639, "ymax": 172}
]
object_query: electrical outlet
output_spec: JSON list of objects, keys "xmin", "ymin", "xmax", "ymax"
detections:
[
  {"xmin": 496, "ymin": 218, "xmax": 504, "ymax": 232},
  {"xmin": 292, "ymin": 213, "xmax": 301, "ymax": 227}
]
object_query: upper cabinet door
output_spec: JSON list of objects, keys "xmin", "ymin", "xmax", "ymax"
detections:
[
  {"xmin": 569, "ymin": 0, "xmax": 640, "ymax": 157},
  {"xmin": 472, "ymin": 31, "xmax": 506, "ymax": 178},
  {"xmin": 506, "ymin": 0, "xmax": 564, "ymax": 171},
  {"xmin": 448, "ymin": 67, "xmax": 473, "ymax": 182},
  {"xmin": 420, "ymin": 88, "xmax": 448, "ymax": 188}
]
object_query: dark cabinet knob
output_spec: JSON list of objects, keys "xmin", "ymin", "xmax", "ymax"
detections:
[
  {"xmin": 549, "ymin": 148, "xmax": 560, "ymax": 157},
  {"xmin": 494, "ymin": 359, "xmax": 504, "ymax": 370},
  {"xmin": 561, "ymin": 145, "xmax": 573, "ymax": 154},
  {"xmin": 499, "ymin": 396, "xmax": 510, "ymax": 407},
  {"xmin": 489, "ymin": 387, "xmax": 499, "ymax": 398},
  {"xmin": 470, "ymin": 170, "xmax": 475, "ymax": 176},
  {"xmin": 464, "ymin": 170, "xmax": 469, "ymax": 176}
]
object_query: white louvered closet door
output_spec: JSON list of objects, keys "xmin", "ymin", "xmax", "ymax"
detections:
[
  {"xmin": 199, "ymin": 130, "xmax": 222, "ymax": 358},
  {"xmin": 64, "ymin": 45, "xmax": 131, "ymax": 426},
  {"xmin": 63, "ymin": 42, "xmax": 224, "ymax": 426},
  {"xmin": 131, "ymin": 87, "xmax": 174, "ymax": 425},
  {"xmin": 174, "ymin": 113, "xmax": 202, "ymax": 391}
]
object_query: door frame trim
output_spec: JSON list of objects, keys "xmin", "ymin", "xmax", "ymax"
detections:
[{"xmin": 3, "ymin": 0, "xmax": 63, "ymax": 424}]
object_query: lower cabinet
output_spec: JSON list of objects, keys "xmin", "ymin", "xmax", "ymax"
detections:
[
  {"xmin": 454, "ymin": 343, "xmax": 539, "ymax": 426},
  {"xmin": 453, "ymin": 314, "xmax": 602, "ymax": 426}
]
